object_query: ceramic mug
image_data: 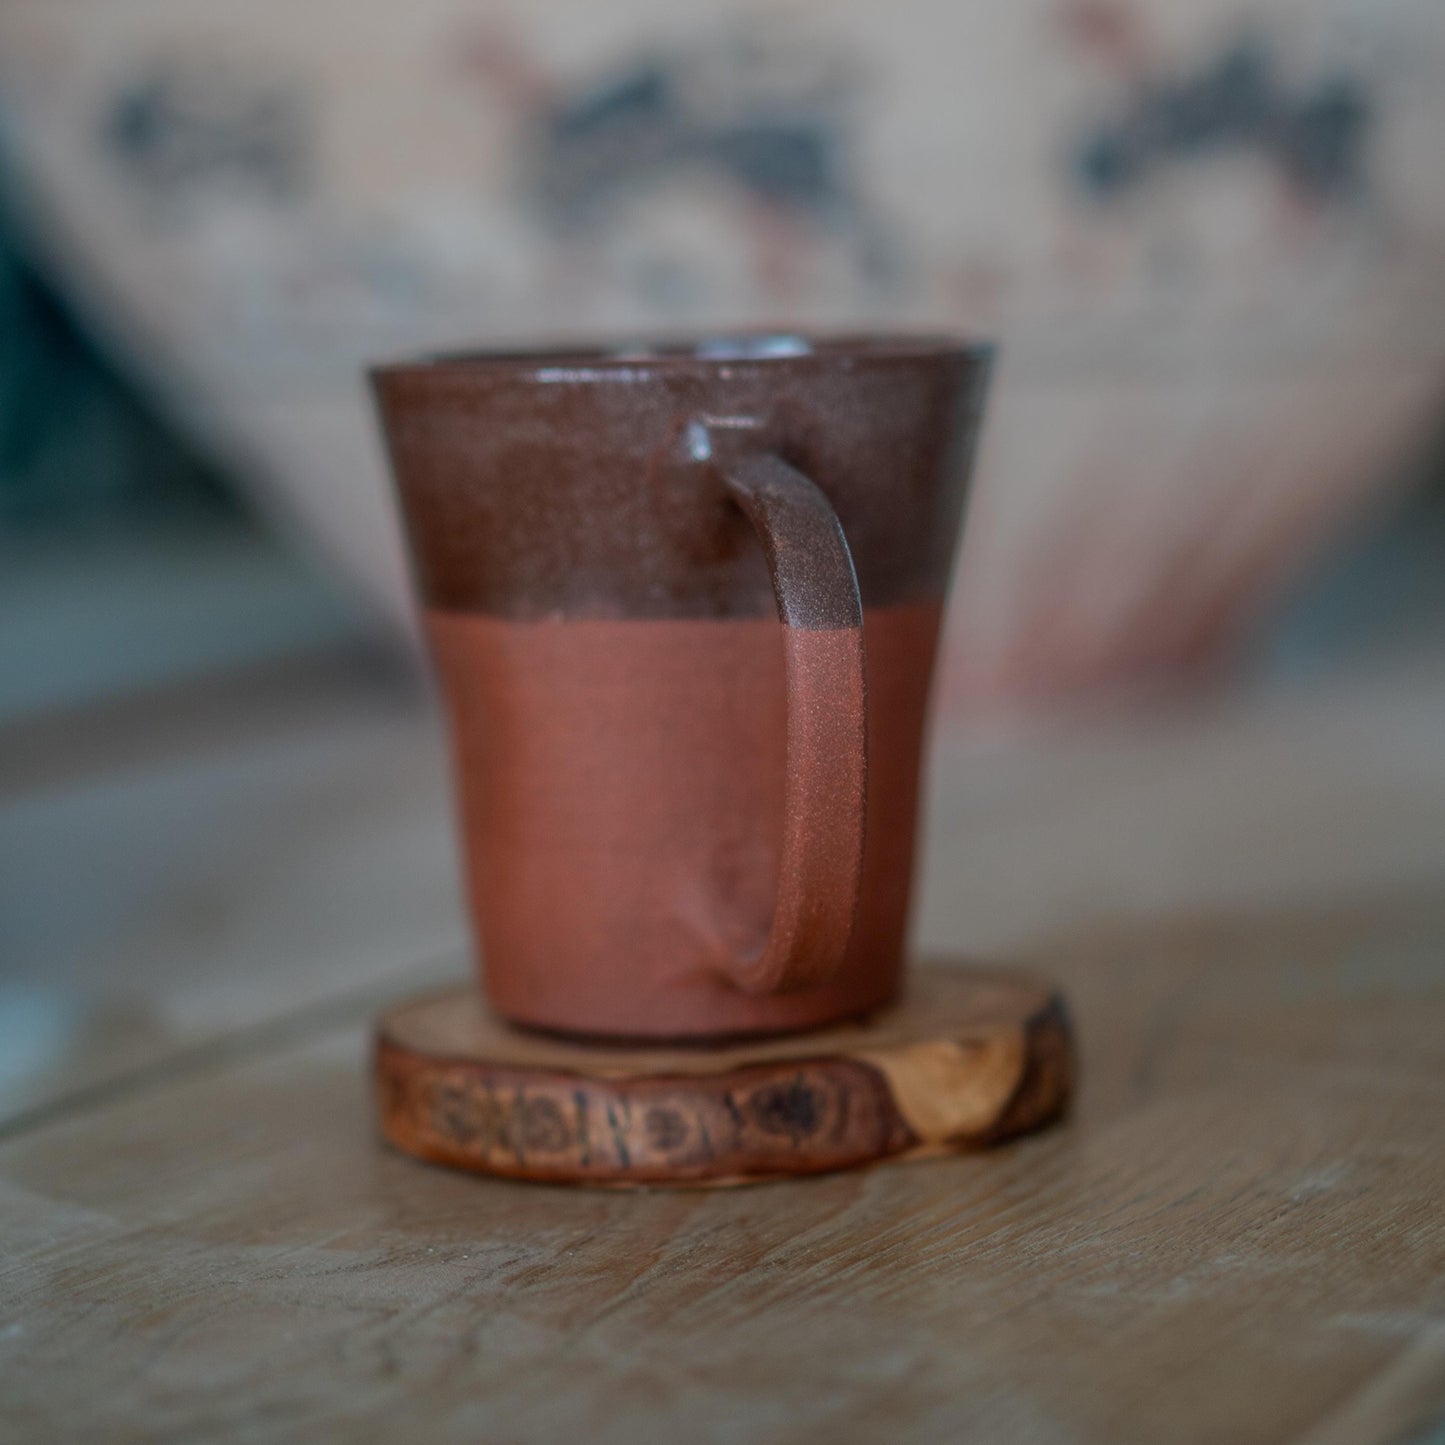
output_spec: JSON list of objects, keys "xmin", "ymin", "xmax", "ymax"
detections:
[{"xmin": 372, "ymin": 336, "xmax": 992, "ymax": 1039}]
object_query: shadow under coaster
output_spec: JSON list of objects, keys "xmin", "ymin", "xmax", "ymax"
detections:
[{"xmin": 373, "ymin": 965, "xmax": 1074, "ymax": 1187}]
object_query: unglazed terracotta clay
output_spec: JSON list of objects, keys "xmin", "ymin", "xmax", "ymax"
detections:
[{"xmin": 371, "ymin": 336, "xmax": 992, "ymax": 1039}]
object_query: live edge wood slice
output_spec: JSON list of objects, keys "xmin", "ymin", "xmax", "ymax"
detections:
[{"xmin": 374, "ymin": 965, "xmax": 1074, "ymax": 1187}]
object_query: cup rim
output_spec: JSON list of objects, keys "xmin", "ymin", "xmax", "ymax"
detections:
[{"xmin": 370, "ymin": 332, "xmax": 995, "ymax": 386}]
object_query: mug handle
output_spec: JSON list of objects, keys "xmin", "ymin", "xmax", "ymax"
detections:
[{"xmin": 712, "ymin": 449, "xmax": 868, "ymax": 995}]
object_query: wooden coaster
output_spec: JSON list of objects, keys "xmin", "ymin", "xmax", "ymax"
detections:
[{"xmin": 374, "ymin": 965, "xmax": 1073, "ymax": 1187}]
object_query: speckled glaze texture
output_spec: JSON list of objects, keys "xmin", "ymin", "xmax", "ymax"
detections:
[{"xmin": 372, "ymin": 336, "xmax": 992, "ymax": 1040}]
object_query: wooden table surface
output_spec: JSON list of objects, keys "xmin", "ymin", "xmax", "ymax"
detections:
[{"xmin": 3, "ymin": 646, "xmax": 1445, "ymax": 1444}]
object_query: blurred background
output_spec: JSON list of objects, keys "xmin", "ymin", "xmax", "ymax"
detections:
[
  {"xmin": 4, "ymin": 0, "xmax": 1445, "ymax": 716},
  {"xmin": 2, "ymin": 0, "xmax": 1445, "ymax": 1107}
]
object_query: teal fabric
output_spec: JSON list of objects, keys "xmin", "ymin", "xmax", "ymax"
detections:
[
  {"xmin": 0, "ymin": 182, "xmax": 368, "ymax": 720},
  {"xmin": 0, "ymin": 183, "xmax": 237, "ymax": 534}
]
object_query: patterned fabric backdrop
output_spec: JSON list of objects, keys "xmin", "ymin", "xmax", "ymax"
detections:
[{"xmin": 1, "ymin": 0, "xmax": 1442, "ymax": 706}]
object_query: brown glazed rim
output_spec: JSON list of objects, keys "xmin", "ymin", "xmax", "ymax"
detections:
[{"xmin": 370, "ymin": 333, "xmax": 995, "ymax": 385}]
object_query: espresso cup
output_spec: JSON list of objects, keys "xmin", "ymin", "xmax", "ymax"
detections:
[{"xmin": 372, "ymin": 335, "xmax": 992, "ymax": 1039}]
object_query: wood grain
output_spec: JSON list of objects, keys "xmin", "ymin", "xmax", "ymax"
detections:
[
  {"xmin": 7, "ymin": 641, "xmax": 1445, "ymax": 1126},
  {"xmin": 4, "ymin": 642, "xmax": 1445, "ymax": 1440},
  {"xmin": 374, "ymin": 968, "xmax": 1072, "ymax": 1185},
  {"xmin": 3, "ymin": 904, "xmax": 1444, "ymax": 1444}
]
